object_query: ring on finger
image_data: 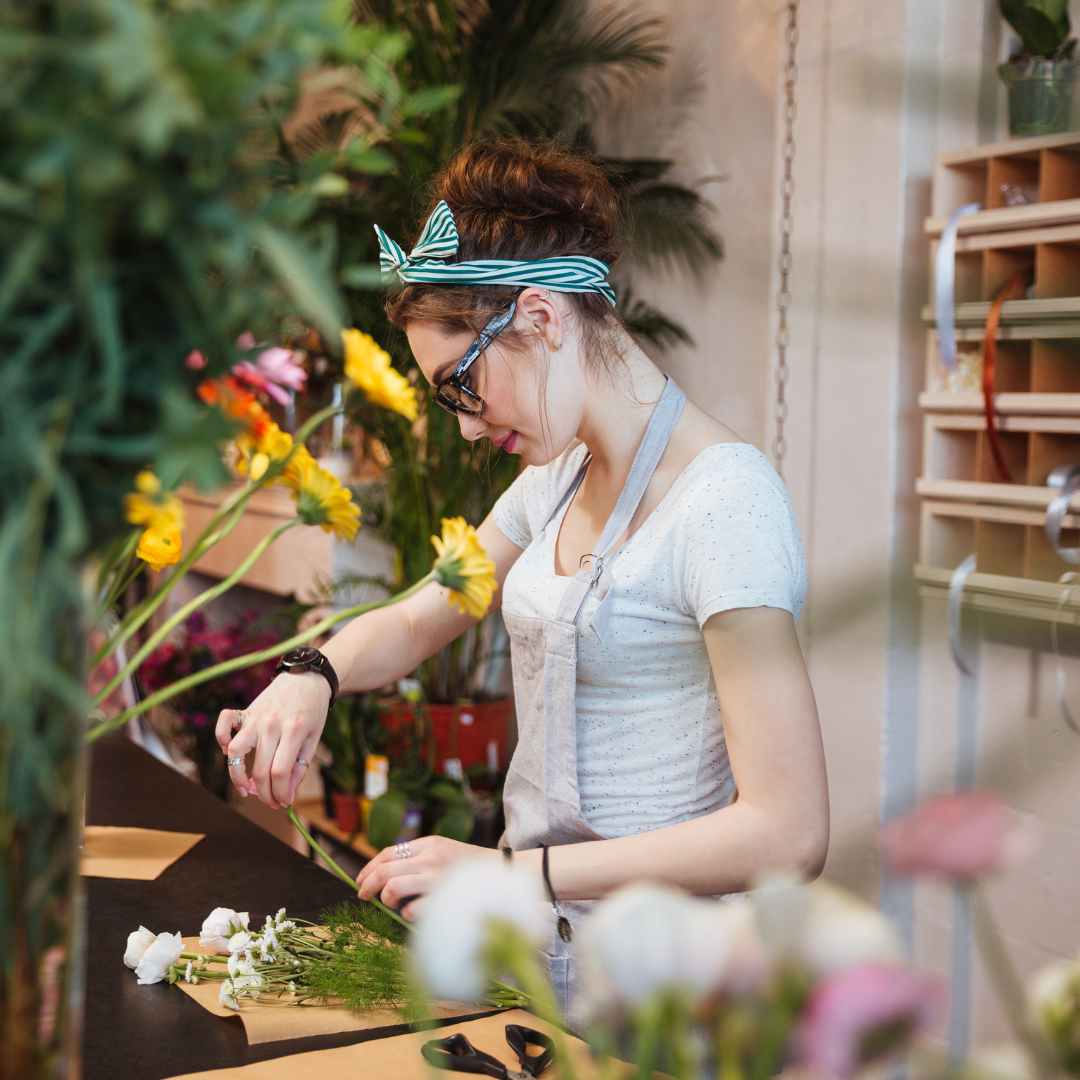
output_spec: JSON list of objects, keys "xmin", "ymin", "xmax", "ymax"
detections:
[
  {"xmin": 296, "ymin": 756, "xmax": 309, "ymax": 768},
  {"xmin": 226, "ymin": 755, "xmax": 244, "ymax": 768},
  {"xmin": 394, "ymin": 841, "xmax": 413, "ymax": 861}
]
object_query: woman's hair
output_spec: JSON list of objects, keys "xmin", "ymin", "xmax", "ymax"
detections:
[{"xmin": 385, "ymin": 138, "xmax": 624, "ymax": 370}]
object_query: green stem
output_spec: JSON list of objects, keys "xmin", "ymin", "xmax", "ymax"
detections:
[
  {"xmin": 632, "ymin": 998, "xmax": 664, "ymax": 1080},
  {"xmin": 92, "ymin": 518, "xmax": 300, "ymax": 707},
  {"xmin": 286, "ymin": 807, "xmax": 410, "ymax": 933},
  {"xmin": 84, "ymin": 572, "xmax": 434, "ymax": 741},
  {"xmin": 90, "ymin": 402, "xmax": 342, "ymax": 671}
]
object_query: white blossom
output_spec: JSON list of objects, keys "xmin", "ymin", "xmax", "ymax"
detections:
[
  {"xmin": 123, "ymin": 926, "xmax": 157, "ymax": 970},
  {"xmin": 227, "ymin": 930, "xmax": 253, "ymax": 955},
  {"xmin": 411, "ymin": 858, "xmax": 548, "ymax": 1001},
  {"xmin": 135, "ymin": 931, "xmax": 184, "ymax": 985},
  {"xmin": 576, "ymin": 885, "xmax": 767, "ymax": 1020},
  {"xmin": 184, "ymin": 960, "xmax": 193, "ymax": 983},
  {"xmin": 199, "ymin": 908, "xmax": 250, "ymax": 953},
  {"xmin": 227, "ymin": 952, "xmax": 257, "ymax": 979},
  {"xmin": 219, "ymin": 979, "xmax": 239, "ymax": 1010}
]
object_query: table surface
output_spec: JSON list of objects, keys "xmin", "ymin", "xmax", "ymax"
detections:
[{"xmin": 84, "ymin": 737, "xmax": 494, "ymax": 1080}]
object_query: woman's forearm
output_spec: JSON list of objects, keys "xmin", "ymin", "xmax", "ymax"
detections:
[{"xmin": 514, "ymin": 799, "xmax": 828, "ymax": 902}]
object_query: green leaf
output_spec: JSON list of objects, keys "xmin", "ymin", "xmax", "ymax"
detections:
[
  {"xmin": 401, "ymin": 84, "xmax": 461, "ymax": 118},
  {"xmin": 252, "ymin": 222, "xmax": 345, "ymax": 340},
  {"xmin": 433, "ymin": 803, "xmax": 474, "ymax": 842},
  {"xmin": 341, "ymin": 263, "xmax": 388, "ymax": 289},
  {"xmin": 344, "ymin": 142, "xmax": 397, "ymax": 175},
  {"xmin": 1001, "ymin": 0, "xmax": 1072, "ymax": 55},
  {"xmin": 367, "ymin": 790, "xmax": 407, "ymax": 849}
]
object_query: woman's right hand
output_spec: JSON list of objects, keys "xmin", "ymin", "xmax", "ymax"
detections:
[{"xmin": 215, "ymin": 670, "xmax": 332, "ymax": 809}]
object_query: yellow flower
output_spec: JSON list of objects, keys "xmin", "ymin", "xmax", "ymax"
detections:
[
  {"xmin": 136, "ymin": 523, "xmax": 183, "ymax": 572},
  {"xmin": 342, "ymin": 328, "xmax": 418, "ymax": 422},
  {"xmin": 289, "ymin": 452, "xmax": 360, "ymax": 541},
  {"xmin": 234, "ymin": 421, "xmax": 294, "ymax": 483},
  {"xmin": 431, "ymin": 517, "xmax": 496, "ymax": 619},
  {"xmin": 124, "ymin": 470, "xmax": 183, "ymax": 532}
]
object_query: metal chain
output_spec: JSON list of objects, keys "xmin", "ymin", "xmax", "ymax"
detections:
[{"xmin": 773, "ymin": 1, "xmax": 799, "ymax": 477}]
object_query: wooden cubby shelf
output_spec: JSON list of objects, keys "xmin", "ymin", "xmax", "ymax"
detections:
[{"xmin": 919, "ymin": 135, "xmax": 1080, "ymax": 623}]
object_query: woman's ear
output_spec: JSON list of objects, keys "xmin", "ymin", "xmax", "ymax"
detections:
[{"xmin": 515, "ymin": 288, "xmax": 563, "ymax": 352}]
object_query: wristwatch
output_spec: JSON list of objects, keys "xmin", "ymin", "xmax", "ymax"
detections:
[{"xmin": 275, "ymin": 646, "xmax": 339, "ymax": 708}]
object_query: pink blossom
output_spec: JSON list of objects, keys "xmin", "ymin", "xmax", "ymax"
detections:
[
  {"xmin": 235, "ymin": 331, "xmax": 257, "ymax": 351},
  {"xmin": 232, "ymin": 347, "xmax": 306, "ymax": 405},
  {"xmin": 795, "ymin": 964, "xmax": 945, "ymax": 1078},
  {"xmin": 880, "ymin": 792, "xmax": 1037, "ymax": 882},
  {"xmin": 185, "ymin": 349, "xmax": 207, "ymax": 370}
]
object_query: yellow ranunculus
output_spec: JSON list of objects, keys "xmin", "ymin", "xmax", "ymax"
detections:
[
  {"xmin": 124, "ymin": 470, "xmax": 183, "ymax": 532},
  {"xmin": 431, "ymin": 517, "xmax": 496, "ymax": 620},
  {"xmin": 289, "ymin": 451, "xmax": 360, "ymax": 541},
  {"xmin": 342, "ymin": 328, "xmax": 418, "ymax": 422},
  {"xmin": 136, "ymin": 524, "xmax": 183, "ymax": 572}
]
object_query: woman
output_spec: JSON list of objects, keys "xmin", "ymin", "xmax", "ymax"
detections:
[{"xmin": 217, "ymin": 139, "xmax": 828, "ymax": 1010}]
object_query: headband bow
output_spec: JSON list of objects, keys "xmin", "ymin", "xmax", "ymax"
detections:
[{"xmin": 373, "ymin": 200, "xmax": 616, "ymax": 306}]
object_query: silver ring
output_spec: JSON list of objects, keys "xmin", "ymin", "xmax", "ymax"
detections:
[
  {"xmin": 394, "ymin": 841, "xmax": 413, "ymax": 860},
  {"xmin": 296, "ymin": 756, "xmax": 308, "ymax": 768},
  {"xmin": 226, "ymin": 756, "xmax": 244, "ymax": 768}
]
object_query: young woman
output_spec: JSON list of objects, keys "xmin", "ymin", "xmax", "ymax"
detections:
[{"xmin": 217, "ymin": 139, "xmax": 828, "ymax": 1010}]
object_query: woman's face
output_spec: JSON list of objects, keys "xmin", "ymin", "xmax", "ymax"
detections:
[{"xmin": 406, "ymin": 296, "xmax": 584, "ymax": 466}]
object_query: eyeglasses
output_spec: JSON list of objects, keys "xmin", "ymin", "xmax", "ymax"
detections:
[{"xmin": 433, "ymin": 300, "xmax": 518, "ymax": 417}]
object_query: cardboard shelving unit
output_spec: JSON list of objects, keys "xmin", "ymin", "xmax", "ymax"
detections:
[{"xmin": 917, "ymin": 135, "xmax": 1080, "ymax": 623}]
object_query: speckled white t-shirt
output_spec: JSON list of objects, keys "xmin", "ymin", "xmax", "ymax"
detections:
[{"xmin": 492, "ymin": 440, "xmax": 807, "ymax": 838}]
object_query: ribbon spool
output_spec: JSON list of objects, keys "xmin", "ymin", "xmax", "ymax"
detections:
[
  {"xmin": 947, "ymin": 554, "xmax": 978, "ymax": 677},
  {"xmin": 934, "ymin": 202, "xmax": 981, "ymax": 370}
]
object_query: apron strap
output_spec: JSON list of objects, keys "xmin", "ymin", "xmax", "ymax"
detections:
[{"xmin": 555, "ymin": 377, "xmax": 686, "ymax": 624}]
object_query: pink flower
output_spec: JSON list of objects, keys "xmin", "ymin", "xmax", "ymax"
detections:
[
  {"xmin": 880, "ymin": 792, "xmax": 1038, "ymax": 882},
  {"xmin": 795, "ymin": 964, "xmax": 945, "ymax": 1078},
  {"xmin": 235, "ymin": 331, "xmax": 257, "ymax": 351},
  {"xmin": 185, "ymin": 349, "xmax": 207, "ymax": 370},
  {"xmin": 232, "ymin": 347, "xmax": 306, "ymax": 405}
]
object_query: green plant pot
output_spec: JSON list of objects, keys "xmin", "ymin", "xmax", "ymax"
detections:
[{"xmin": 999, "ymin": 59, "xmax": 1078, "ymax": 136}]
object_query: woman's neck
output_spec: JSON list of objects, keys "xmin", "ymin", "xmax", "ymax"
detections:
[{"xmin": 576, "ymin": 336, "xmax": 669, "ymax": 485}]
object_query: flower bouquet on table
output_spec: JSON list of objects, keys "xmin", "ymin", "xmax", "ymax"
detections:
[{"xmin": 138, "ymin": 612, "xmax": 279, "ymax": 798}]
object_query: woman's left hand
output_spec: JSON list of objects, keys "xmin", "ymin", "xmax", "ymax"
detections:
[{"xmin": 355, "ymin": 836, "xmax": 496, "ymax": 921}]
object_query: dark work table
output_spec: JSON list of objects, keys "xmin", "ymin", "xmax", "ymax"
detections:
[{"xmin": 84, "ymin": 736, "xmax": 492, "ymax": 1079}]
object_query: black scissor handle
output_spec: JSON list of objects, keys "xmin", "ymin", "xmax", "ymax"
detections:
[
  {"xmin": 505, "ymin": 1025, "xmax": 555, "ymax": 1078},
  {"xmin": 421, "ymin": 1033, "xmax": 508, "ymax": 1079}
]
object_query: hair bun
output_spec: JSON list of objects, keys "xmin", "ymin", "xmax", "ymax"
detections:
[{"xmin": 431, "ymin": 138, "xmax": 620, "ymax": 267}]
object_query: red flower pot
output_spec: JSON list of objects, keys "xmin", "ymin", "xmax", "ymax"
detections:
[
  {"xmin": 331, "ymin": 792, "xmax": 360, "ymax": 833},
  {"xmin": 379, "ymin": 698, "xmax": 513, "ymax": 773}
]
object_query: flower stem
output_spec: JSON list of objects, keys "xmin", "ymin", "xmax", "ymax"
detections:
[
  {"xmin": 84, "ymin": 572, "xmax": 434, "ymax": 742},
  {"xmin": 93, "ymin": 518, "xmax": 300, "ymax": 708},
  {"xmin": 286, "ymin": 807, "xmax": 410, "ymax": 933}
]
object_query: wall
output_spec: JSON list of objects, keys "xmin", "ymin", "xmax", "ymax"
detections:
[{"xmin": 617, "ymin": 0, "xmax": 1080, "ymax": 1057}]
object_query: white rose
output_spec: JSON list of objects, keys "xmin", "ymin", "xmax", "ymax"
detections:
[
  {"xmin": 199, "ymin": 907, "xmax": 249, "ymax": 953},
  {"xmin": 134, "ymin": 931, "xmax": 184, "ymax": 985},
  {"xmin": 411, "ymin": 858, "xmax": 548, "ymax": 1002},
  {"xmin": 123, "ymin": 926, "xmax": 157, "ymax": 970}
]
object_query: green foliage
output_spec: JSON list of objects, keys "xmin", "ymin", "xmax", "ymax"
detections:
[
  {"xmin": 0, "ymin": 0, "xmax": 426, "ymax": 1069},
  {"xmin": 1001, "ymin": 0, "xmax": 1076, "ymax": 60}
]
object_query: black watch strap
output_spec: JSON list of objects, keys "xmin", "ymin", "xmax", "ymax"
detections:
[{"xmin": 275, "ymin": 646, "xmax": 339, "ymax": 708}]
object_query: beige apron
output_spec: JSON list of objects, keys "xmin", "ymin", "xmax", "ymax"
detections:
[{"xmin": 501, "ymin": 377, "xmax": 687, "ymax": 1014}]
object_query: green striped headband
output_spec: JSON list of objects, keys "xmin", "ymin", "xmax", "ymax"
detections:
[{"xmin": 374, "ymin": 200, "xmax": 616, "ymax": 306}]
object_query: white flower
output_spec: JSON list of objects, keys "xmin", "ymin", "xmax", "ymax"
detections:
[
  {"xmin": 199, "ymin": 908, "xmax": 250, "ymax": 953},
  {"xmin": 227, "ymin": 931, "xmax": 252, "ymax": 955},
  {"xmin": 184, "ymin": 960, "xmax": 193, "ymax": 983},
  {"xmin": 752, "ymin": 876, "xmax": 901, "ymax": 978},
  {"xmin": 576, "ymin": 885, "xmax": 768, "ymax": 1020},
  {"xmin": 411, "ymin": 858, "xmax": 548, "ymax": 1002},
  {"xmin": 1028, "ymin": 956, "xmax": 1080, "ymax": 1056},
  {"xmin": 135, "ymin": 931, "xmax": 184, "ymax": 985},
  {"xmin": 123, "ymin": 926, "xmax": 157, "ymax": 970},
  {"xmin": 227, "ymin": 952, "xmax": 257, "ymax": 979},
  {"xmin": 219, "ymin": 979, "xmax": 239, "ymax": 1010}
]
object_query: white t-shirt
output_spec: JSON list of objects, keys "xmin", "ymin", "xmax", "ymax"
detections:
[{"xmin": 492, "ymin": 440, "xmax": 807, "ymax": 839}]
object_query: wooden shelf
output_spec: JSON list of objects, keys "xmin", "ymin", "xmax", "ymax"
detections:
[
  {"xmin": 922, "ymin": 297, "xmax": 1080, "ymax": 326},
  {"xmin": 926, "ymin": 198, "xmax": 1080, "ymax": 239},
  {"xmin": 919, "ymin": 392, "xmax": 1080, "ymax": 414},
  {"xmin": 917, "ymin": 478, "xmax": 1080, "ymax": 510},
  {"xmin": 916, "ymin": 564, "xmax": 1080, "ymax": 625}
]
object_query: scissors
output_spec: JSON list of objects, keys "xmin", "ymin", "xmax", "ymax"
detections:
[{"xmin": 420, "ymin": 1023, "xmax": 555, "ymax": 1079}]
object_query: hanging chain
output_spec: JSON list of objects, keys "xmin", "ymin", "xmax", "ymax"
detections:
[{"xmin": 773, "ymin": 1, "xmax": 799, "ymax": 477}]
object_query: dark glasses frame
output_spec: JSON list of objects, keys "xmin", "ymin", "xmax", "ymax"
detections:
[{"xmin": 433, "ymin": 299, "xmax": 518, "ymax": 416}]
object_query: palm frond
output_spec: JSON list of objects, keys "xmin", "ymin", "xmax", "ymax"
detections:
[
  {"xmin": 621, "ymin": 181, "xmax": 723, "ymax": 276},
  {"xmin": 617, "ymin": 285, "xmax": 694, "ymax": 350}
]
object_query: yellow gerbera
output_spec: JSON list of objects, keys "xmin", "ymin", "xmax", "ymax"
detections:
[
  {"xmin": 234, "ymin": 421, "xmax": 294, "ymax": 482},
  {"xmin": 289, "ymin": 452, "xmax": 360, "ymax": 541},
  {"xmin": 124, "ymin": 470, "xmax": 183, "ymax": 532},
  {"xmin": 136, "ymin": 523, "xmax": 183, "ymax": 572},
  {"xmin": 342, "ymin": 328, "xmax": 418, "ymax": 422},
  {"xmin": 431, "ymin": 517, "xmax": 496, "ymax": 620}
]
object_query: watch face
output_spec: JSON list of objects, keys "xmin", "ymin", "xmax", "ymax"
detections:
[{"xmin": 285, "ymin": 646, "xmax": 321, "ymax": 668}]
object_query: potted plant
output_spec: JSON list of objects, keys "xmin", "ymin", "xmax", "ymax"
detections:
[{"xmin": 999, "ymin": 0, "xmax": 1079, "ymax": 135}]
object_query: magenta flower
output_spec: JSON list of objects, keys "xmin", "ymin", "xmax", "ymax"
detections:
[
  {"xmin": 231, "ymin": 336, "xmax": 307, "ymax": 405},
  {"xmin": 880, "ymin": 791, "xmax": 1037, "ymax": 882},
  {"xmin": 795, "ymin": 964, "xmax": 944, "ymax": 1078},
  {"xmin": 185, "ymin": 349, "xmax": 207, "ymax": 371}
]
